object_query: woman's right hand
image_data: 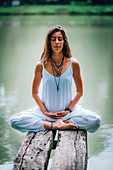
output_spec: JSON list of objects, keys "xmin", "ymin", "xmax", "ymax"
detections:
[{"xmin": 44, "ymin": 111, "xmax": 63, "ymax": 119}]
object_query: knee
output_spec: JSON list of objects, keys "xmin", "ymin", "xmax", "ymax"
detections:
[
  {"xmin": 87, "ymin": 116, "xmax": 102, "ymax": 133},
  {"xmin": 10, "ymin": 117, "xmax": 17, "ymax": 129},
  {"xmin": 96, "ymin": 116, "xmax": 102, "ymax": 127}
]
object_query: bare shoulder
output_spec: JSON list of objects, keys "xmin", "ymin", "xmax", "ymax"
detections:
[
  {"xmin": 35, "ymin": 61, "xmax": 43, "ymax": 75},
  {"xmin": 71, "ymin": 57, "xmax": 80, "ymax": 72}
]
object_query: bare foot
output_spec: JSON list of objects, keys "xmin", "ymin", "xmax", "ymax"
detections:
[{"xmin": 53, "ymin": 119, "xmax": 78, "ymax": 130}]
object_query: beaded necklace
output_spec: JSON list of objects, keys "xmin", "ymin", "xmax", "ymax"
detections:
[{"xmin": 51, "ymin": 56, "xmax": 64, "ymax": 92}]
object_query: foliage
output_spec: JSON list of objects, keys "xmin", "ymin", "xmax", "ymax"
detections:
[
  {"xmin": 0, "ymin": 0, "xmax": 113, "ymax": 6},
  {"xmin": 0, "ymin": 4, "xmax": 113, "ymax": 15}
]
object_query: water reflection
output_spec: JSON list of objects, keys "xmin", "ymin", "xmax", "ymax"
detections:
[
  {"xmin": 0, "ymin": 84, "xmax": 26, "ymax": 165},
  {"xmin": 0, "ymin": 84, "xmax": 17, "ymax": 116},
  {"xmin": 88, "ymin": 124, "xmax": 113, "ymax": 170},
  {"xmin": 0, "ymin": 84, "xmax": 18, "ymax": 164}
]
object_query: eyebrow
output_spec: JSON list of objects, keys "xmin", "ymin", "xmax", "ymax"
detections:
[{"xmin": 51, "ymin": 36, "xmax": 63, "ymax": 38}]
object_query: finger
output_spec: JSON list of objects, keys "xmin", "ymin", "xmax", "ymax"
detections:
[
  {"xmin": 51, "ymin": 115, "xmax": 62, "ymax": 119},
  {"xmin": 50, "ymin": 113, "xmax": 58, "ymax": 117},
  {"xmin": 57, "ymin": 115, "xmax": 64, "ymax": 118},
  {"xmin": 50, "ymin": 115, "xmax": 60, "ymax": 119},
  {"xmin": 57, "ymin": 112, "xmax": 61, "ymax": 115},
  {"xmin": 50, "ymin": 115, "xmax": 58, "ymax": 118},
  {"xmin": 57, "ymin": 111, "xmax": 65, "ymax": 114},
  {"xmin": 57, "ymin": 112, "xmax": 65, "ymax": 116},
  {"xmin": 75, "ymin": 125, "xmax": 79, "ymax": 128}
]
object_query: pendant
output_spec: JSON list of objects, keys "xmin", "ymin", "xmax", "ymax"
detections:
[{"xmin": 57, "ymin": 86, "xmax": 59, "ymax": 92}]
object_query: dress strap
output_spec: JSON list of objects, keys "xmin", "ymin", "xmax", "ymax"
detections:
[
  {"xmin": 70, "ymin": 57, "xmax": 73, "ymax": 74},
  {"xmin": 70, "ymin": 57, "xmax": 72, "ymax": 66},
  {"xmin": 42, "ymin": 62, "xmax": 45, "ymax": 77},
  {"xmin": 42, "ymin": 61, "xmax": 44, "ymax": 69}
]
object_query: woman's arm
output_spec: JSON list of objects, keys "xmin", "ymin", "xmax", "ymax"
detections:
[
  {"xmin": 68, "ymin": 58, "xmax": 83, "ymax": 110},
  {"xmin": 32, "ymin": 62, "xmax": 61, "ymax": 119},
  {"xmin": 32, "ymin": 61, "xmax": 47, "ymax": 113}
]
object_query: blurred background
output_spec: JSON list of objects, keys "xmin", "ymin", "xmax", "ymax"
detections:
[
  {"xmin": 0, "ymin": 1, "xmax": 113, "ymax": 170},
  {"xmin": 0, "ymin": 0, "xmax": 113, "ymax": 6}
]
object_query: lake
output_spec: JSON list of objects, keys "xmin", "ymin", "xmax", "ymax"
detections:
[{"xmin": 0, "ymin": 15, "xmax": 113, "ymax": 170}]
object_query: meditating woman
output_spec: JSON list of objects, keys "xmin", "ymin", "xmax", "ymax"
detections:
[{"xmin": 10, "ymin": 25, "xmax": 101, "ymax": 133}]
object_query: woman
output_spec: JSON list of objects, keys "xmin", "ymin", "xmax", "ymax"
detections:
[{"xmin": 10, "ymin": 25, "xmax": 101, "ymax": 133}]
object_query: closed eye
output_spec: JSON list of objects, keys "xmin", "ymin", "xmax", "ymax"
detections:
[
  {"xmin": 58, "ymin": 38, "xmax": 63, "ymax": 41},
  {"xmin": 51, "ymin": 37, "xmax": 63, "ymax": 41}
]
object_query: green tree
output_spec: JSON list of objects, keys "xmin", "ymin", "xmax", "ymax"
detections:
[{"xmin": 89, "ymin": 0, "xmax": 113, "ymax": 4}]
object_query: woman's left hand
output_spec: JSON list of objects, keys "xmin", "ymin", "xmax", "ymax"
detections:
[{"xmin": 56, "ymin": 110, "xmax": 70, "ymax": 118}]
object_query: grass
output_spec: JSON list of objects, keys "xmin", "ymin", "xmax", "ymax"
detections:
[{"xmin": 0, "ymin": 5, "xmax": 113, "ymax": 15}]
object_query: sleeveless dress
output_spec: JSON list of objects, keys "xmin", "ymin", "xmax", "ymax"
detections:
[{"xmin": 10, "ymin": 59, "xmax": 101, "ymax": 133}]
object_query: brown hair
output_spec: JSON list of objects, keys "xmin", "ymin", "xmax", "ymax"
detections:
[{"xmin": 40, "ymin": 25, "xmax": 72, "ymax": 61}]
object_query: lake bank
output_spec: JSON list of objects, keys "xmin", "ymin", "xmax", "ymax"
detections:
[{"xmin": 0, "ymin": 5, "xmax": 113, "ymax": 15}]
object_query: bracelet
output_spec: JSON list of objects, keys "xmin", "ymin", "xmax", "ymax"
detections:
[
  {"xmin": 51, "ymin": 122, "xmax": 55, "ymax": 130},
  {"xmin": 65, "ymin": 107, "xmax": 72, "ymax": 113}
]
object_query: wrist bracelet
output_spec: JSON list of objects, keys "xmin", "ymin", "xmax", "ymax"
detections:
[
  {"xmin": 51, "ymin": 122, "xmax": 55, "ymax": 130},
  {"xmin": 65, "ymin": 107, "xmax": 72, "ymax": 113}
]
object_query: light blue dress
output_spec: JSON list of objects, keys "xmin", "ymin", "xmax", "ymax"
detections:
[{"xmin": 10, "ymin": 59, "xmax": 101, "ymax": 133}]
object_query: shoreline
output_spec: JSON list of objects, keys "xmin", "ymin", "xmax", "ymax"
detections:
[{"xmin": 0, "ymin": 5, "xmax": 113, "ymax": 16}]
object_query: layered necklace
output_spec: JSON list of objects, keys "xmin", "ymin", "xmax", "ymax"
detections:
[{"xmin": 51, "ymin": 56, "xmax": 64, "ymax": 92}]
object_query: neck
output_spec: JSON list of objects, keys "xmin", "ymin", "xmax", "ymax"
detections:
[{"xmin": 51, "ymin": 52, "xmax": 64, "ymax": 63}]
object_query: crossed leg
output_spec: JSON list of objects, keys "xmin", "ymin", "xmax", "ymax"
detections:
[
  {"xmin": 10, "ymin": 107, "xmax": 101, "ymax": 133},
  {"xmin": 43, "ymin": 119, "xmax": 78, "ymax": 130}
]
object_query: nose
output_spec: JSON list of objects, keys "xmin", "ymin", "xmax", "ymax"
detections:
[{"xmin": 55, "ymin": 38, "xmax": 59, "ymax": 43}]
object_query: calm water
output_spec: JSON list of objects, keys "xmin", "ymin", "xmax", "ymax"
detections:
[{"xmin": 0, "ymin": 15, "xmax": 113, "ymax": 170}]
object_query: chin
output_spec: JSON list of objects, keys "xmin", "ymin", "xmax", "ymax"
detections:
[{"xmin": 53, "ymin": 49, "xmax": 62, "ymax": 53}]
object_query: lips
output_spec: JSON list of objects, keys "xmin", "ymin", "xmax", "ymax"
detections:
[{"xmin": 54, "ymin": 46, "xmax": 60, "ymax": 48}]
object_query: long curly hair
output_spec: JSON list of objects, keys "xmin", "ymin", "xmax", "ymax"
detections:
[{"xmin": 40, "ymin": 25, "xmax": 72, "ymax": 62}]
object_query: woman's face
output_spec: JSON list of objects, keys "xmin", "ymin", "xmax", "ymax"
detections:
[{"xmin": 50, "ymin": 31, "xmax": 64, "ymax": 54}]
